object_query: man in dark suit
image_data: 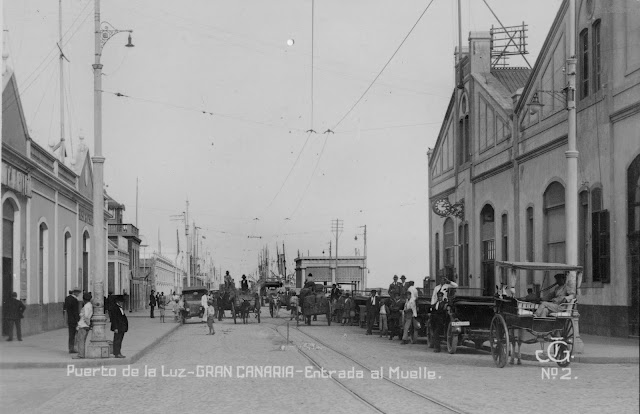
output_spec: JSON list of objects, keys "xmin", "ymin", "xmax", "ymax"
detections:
[
  {"xmin": 111, "ymin": 295, "xmax": 129, "ymax": 358},
  {"xmin": 4, "ymin": 292, "xmax": 25, "ymax": 341},
  {"xmin": 430, "ymin": 291, "xmax": 448, "ymax": 353},
  {"xmin": 240, "ymin": 275, "xmax": 249, "ymax": 292},
  {"xmin": 388, "ymin": 275, "xmax": 402, "ymax": 296},
  {"xmin": 63, "ymin": 287, "xmax": 81, "ymax": 352},
  {"xmin": 149, "ymin": 290, "xmax": 156, "ymax": 318},
  {"xmin": 366, "ymin": 289, "xmax": 380, "ymax": 335}
]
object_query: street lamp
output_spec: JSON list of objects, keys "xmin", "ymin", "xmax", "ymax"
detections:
[{"xmin": 87, "ymin": 0, "xmax": 134, "ymax": 359}]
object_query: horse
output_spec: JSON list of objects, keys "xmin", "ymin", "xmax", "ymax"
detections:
[{"xmin": 239, "ymin": 299, "xmax": 251, "ymax": 324}]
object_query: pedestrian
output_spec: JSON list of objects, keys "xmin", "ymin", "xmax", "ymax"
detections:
[
  {"xmin": 201, "ymin": 291, "xmax": 209, "ymax": 323},
  {"xmin": 206, "ymin": 300, "xmax": 216, "ymax": 335},
  {"xmin": 289, "ymin": 292, "xmax": 299, "ymax": 321},
  {"xmin": 149, "ymin": 290, "xmax": 156, "ymax": 318},
  {"xmin": 342, "ymin": 292, "xmax": 353, "ymax": 326},
  {"xmin": 73, "ymin": 292, "xmax": 93, "ymax": 359},
  {"xmin": 172, "ymin": 297, "xmax": 179, "ymax": 322},
  {"xmin": 401, "ymin": 289, "xmax": 418, "ymax": 345},
  {"xmin": 431, "ymin": 275, "xmax": 458, "ymax": 305},
  {"xmin": 158, "ymin": 293, "xmax": 166, "ymax": 323},
  {"xmin": 379, "ymin": 298, "xmax": 389, "ymax": 337},
  {"xmin": 63, "ymin": 287, "xmax": 81, "ymax": 352},
  {"xmin": 366, "ymin": 289, "xmax": 380, "ymax": 335},
  {"xmin": 4, "ymin": 292, "xmax": 25, "ymax": 341},
  {"xmin": 430, "ymin": 291, "xmax": 448, "ymax": 352},
  {"xmin": 399, "ymin": 275, "xmax": 407, "ymax": 295},
  {"xmin": 388, "ymin": 275, "xmax": 402, "ymax": 296},
  {"xmin": 110, "ymin": 295, "xmax": 128, "ymax": 358}
]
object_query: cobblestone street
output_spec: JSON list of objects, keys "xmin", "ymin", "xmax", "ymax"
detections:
[{"xmin": 0, "ymin": 313, "xmax": 638, "ymax": 414}]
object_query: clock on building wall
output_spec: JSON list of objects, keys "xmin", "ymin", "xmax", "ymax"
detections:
[{"xmin": 432, "ymin": 198, "xmax": 452, "ymax": 217}]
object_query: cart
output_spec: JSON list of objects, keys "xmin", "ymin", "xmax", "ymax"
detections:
[
  {"xmin": 298, "ymin": 287, "xmax": 331, "ymax": 326},
  {"xmin": 235, "ymin": 291, "xmax": 261, "ymax": 324},
  {"xmin": 490, "ymin": 261, "xmax": 582, "ymax": 368}
]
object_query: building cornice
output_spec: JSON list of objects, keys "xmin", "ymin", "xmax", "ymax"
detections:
[
  {"xmin": 470, "ymin": 160, "xmax": 513, "ymax": 184},
  {"xmin": 428, "ymin": 186, "xmax": 456, "ymax": 203},
  {"xmin": 515, "ymin": 135, "xmax": 568, "ymax": 165},
  {"xmin": 610, "ymin": 100, "xmax": 640, "ymax": 123}
]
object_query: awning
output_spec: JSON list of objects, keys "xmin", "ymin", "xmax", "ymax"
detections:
[{"xmin": 495, "ymin": 261, "xmax": 582, "ymax": 272}]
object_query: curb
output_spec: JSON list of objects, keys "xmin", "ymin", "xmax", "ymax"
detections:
[{"xmin": 0, "ymin": 323, "xmax": 182, "ymax": 370}]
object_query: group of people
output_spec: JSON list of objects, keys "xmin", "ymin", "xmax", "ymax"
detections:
[
  {"xmin": 148, "ymin": 290, "xmax": 170, "ymax": 321},
  {"xmin": 63, "ymin": 287, "xmax": 128, "ymax": 359}
]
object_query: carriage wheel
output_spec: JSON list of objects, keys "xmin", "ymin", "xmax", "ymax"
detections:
[
  {"xmin": 490, "ymin": 314, "xmax": 510, "ymax": 368},
  {"xmin": 232, "ymin": 302, "xmax": 237, "ymax": 324},
  {"xmin": 446, "ymin": 322, "xmax": 458, "ymax": 354},
  {"xmin": 555, "ymin": 319, "xmax": 574, "ymax": 367}
]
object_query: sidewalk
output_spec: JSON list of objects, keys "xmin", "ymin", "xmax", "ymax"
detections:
[{"xmin": 0, "ymin": 310, "xmax": 182, "ymax": 369}]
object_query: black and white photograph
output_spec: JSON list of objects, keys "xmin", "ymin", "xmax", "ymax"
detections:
[{"xmin": 1, "ymin": 0, "xmax": 639, "ymax": 413}]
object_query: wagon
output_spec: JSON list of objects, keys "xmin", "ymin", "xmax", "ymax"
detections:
[
  {"xmin": 235, "ymin": 291, "xmax": 261, "ymax": 324},
  {"xmin": 490, "ymin": 261, "xmax": 582, "ymax": 368},
  {"xmin": 298, "ymin": 286, "xmax": 331, "ymax": 326}
]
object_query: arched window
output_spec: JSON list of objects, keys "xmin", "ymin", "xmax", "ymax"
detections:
[
  {"xmin": 591, "ymin": 187, "xmax": 609, "ymax": 282},
  {"xmin": 3, "ymin": 201, "xmax": 17, "ymax": 308},
  {"xmin": 544, "ymin": 182, "xmax": 566, "ymax": 263},
  {"xmin": 82, "ymin": 232, "xmax": 90, "ymax": 292},
  {"xmin": 443, "ymin": 218, "xmax": 455, "ymax": 275},
  {"xmin": 39, "ymin": 222, "xmax": 49, "ymax": 304},
  {"xmin": 458, "ymin": 93, "xmax": 470, "ymax": 164},
  {"xmin": 592, "ymin": 20, "xmax": 601, "ymax": 92},
  {"xmin": 481, "ymin": 205, "xmax": 496, "ymax": 295},
  {"xmin": 64, "ymin": 232, "xmax": 72, "ymax": 297},
  {"xmin": 501, "ymin": 214, "xmax": 508, "ymax": 285},
  {"xmin": 526, "ymin": 206, "xmax": 535, "ymax": 285},
  {"xmin": 434, "ymin": 233, "xmax": 440, "ymax": 276},
  {"xmin": 579, "ymin": 28, "xmax": 589, "ymax": 99}
]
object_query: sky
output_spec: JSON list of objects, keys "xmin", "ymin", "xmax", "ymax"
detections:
[{"xmin": 3, "ymin": 0, "xmax": 562, "ymax": 288}]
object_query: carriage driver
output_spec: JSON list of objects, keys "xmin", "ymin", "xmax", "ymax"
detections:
[{"xmin": 534, "ymin": 274, "xmax": 573, "ymax": 317}]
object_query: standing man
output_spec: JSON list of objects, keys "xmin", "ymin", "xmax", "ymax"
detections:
[
  {"xmin": 4, "ymin": 292, "xmax": 25, "ymax": 341},
  {"xmin": 241, "ymin": 275, "xmax": 249, "ymax": 292},
  {"xmin": 303, "ymin": 273, "xmax": 315, "ymax": 289},
  {"xmin": 149, "ymin": 289, "xmax": 156, "ymax": 318},
  {"xmin": 201, "ymin": 290, "xmax": 209, "ymax": 322},
  {"xmin": 431, "ymin": 275, "xmax": 458, "ymax": 305},
  {"xmin": 63, "ymin": 288, "xmax": 81, "ymax": 352},
  {"xmin": 73, "ymin": 292, "xmax": 93, "ymax": 359},
  {"xmin": 430, "ymin": 291, "xmax": 448, "ymax": 352},
  {"xmin": 110, "ymin": 295, "xmax": 128, "ymax": 358},
  {"xmin": 366, "ymin": 289, "xmax": 380, "ymax": 335},
  {"xmin": 388, "ymin": 275, "xmax": 402, "ymax": 296},
  {"xmin": 224, "ymin": 271, "xmax": 232, "ymax": 288},
  {"xmin": 401, "ymin": 290, "xmax": 418, "ymax": 344},
  {"xmin": 399, "ymin": 275, "xmax": 407, "ymax": 295}
]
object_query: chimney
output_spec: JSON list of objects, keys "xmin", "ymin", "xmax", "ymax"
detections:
[{"xmin": 468, "ymin": 31, "xmax": 491, "ymax": 74}]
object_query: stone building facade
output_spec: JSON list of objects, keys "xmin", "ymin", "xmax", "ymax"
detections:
[{"xmin": 427, "ymin": 0, "xmax": 640, "ymax": 337}]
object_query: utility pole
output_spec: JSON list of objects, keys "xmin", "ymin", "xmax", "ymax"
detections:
[
  {"xmin": 331, "ymin": 219, "xmax": 343, "ymax": 285},
  {"xmin": 566, "ymin": 0, "xmax": 583, "ymax": 354},
  {"xmin": 185, "ymin": 200, "xmax": 190, "ymax": 287}
]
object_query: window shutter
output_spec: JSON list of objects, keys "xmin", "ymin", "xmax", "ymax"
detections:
[{"xmin": 592, "ymin": 210, "xmax": 610, "ymax": 283}]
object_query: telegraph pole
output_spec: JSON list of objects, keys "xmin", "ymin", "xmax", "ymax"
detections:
[{"xmin": 331, "ymin": 219, "xmax": 343, "ymax": 285}]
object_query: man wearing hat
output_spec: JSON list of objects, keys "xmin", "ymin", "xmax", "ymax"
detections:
[
  {"xmin": 399, "ymin": 275, "xmax": 408, "ymax": 295},
  {"xmin": 431, "ymin": 274, "xmax": 458, "ymax": 305},
  {"xmin": 303, "ymin": 273, "xmax": 315, "ymax": 289},
  {"xmin": 366, "ymin": 289, "xmax": 380, "ymax": 335},
  {"xmin": 388, "ymin": 275, "xmax": 402, "ymax": 296},
  {"xmin": 535, "ymin": 274, "xmax": 572, "ymax": 317},
  {"xmin": 63, "ymin": 287, "xmax": 81, "ymax": 353},
  {"xmin": 73, "ymin": 292, "xmax": 93, "ymax": 359},
  {"xmin": 110, "ymin": 295, "xmax": 128, "ymax": 358},
  {"xmin": 241, "ymin": 275, "xmax": 249, "ymax": 292},
  {"xmin": 430, "ymin": 291, "xmax": 448, "ymax": 352}
]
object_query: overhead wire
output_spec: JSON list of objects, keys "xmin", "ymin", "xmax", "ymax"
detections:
[
  {"xmin": 282, "ymin": 0, "xmax": 439, "ymax": 223},
  {"xmin": 2, "ymin": 0, "xmax": 93, "ymax": 114}
]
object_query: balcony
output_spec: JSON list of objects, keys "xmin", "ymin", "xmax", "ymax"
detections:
[{"xmin": 108, "ymin": 223, "xmax": 140, "ymax": 239}]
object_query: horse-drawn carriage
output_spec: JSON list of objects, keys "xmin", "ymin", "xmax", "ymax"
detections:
[
  {"xmin": 439, "ymin": 261, "xmax": 581, "ymax": 368},
  {"xmin": 217, "ymin": 284, "xmax": 261, "ymax": 324},
  {"xmin": 489, "ymin": 261, "xmax": 580, "ymax": 368},
  {"xmin": 235, "ymin": 291, "xmax": 261, "ymax": 324},
  {"xmin": 298, "ymin": 285, "xmax": 331, "ymax": 326}
]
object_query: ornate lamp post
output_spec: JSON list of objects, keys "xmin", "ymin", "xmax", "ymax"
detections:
[{"xmin": 87, "ymin": 0, "xmax": 133, "ymax": 358}]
